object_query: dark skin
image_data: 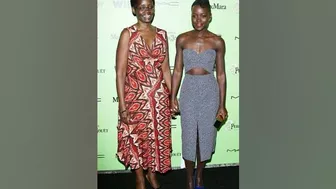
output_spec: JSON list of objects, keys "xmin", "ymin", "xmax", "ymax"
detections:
[
  {"xmin": 170, "ymin": 5, "xmax": 228, "ymax": 189},
  {"xmin": 115, "ymin": 0, "xmax": 171, "ymax": 188}
]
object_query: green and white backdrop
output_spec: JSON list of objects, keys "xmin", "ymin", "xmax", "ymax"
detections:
[{"xmin": 97, "ymin": 0, "xmax": 239, "ymax": 172}]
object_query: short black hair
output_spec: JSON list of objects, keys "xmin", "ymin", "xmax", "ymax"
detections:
[
  {"xmin": 191, "ymin": 0, "xmax": 211, "ymax": 13},
  {"xmin": 130, "ymin": 0, "xmax": 155, "ymax": 8}
]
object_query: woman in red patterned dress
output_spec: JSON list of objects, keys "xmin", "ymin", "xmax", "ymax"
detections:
[{"xmin": 115, "ymin": 0, "xmax": 172, "ymax": 188}]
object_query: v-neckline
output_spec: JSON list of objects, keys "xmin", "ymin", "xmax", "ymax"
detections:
[{"xmin": 135, "ymin": 25, "xmax": 157, "ymax": 51}]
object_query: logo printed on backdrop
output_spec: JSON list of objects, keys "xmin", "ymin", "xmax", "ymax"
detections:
[
  {"xmin": 110, "ymin": 33, "xmax": 119, "ymax": 40},
  {"xmin": 156, "ymin": 1, "xmax": 179, "ymax": 7},
  {"xmin": 97, "ymin": 69, "xmax": 106, "ymax": 74},
  {"xmin": 98, "ymin": 124, "xmax": 109, "ymax": 133},
  {"xmin": 97, "ymin": 154, "xmax": 105, "ymax": 159},
  {"xmin": 170, "ymin": 124, "xmax": 177, "ymax": 129},
  {"xmin": 224, "ymin": 120, "xmax": 239, "ymax": 131},
  {"xmin": 113, "ymin": 0, "xmax": 179, "ymax": 8},
  {"xmin": 97, "ymin": 98, "xmax": 102, "ymax": 102},
  {"xmin": 112, "ymin": 0, "xmax": 130, "ymax": 8},
  {"xmin": 230, "ymin": 96, "xmax": 239, "ymax": 99},
  {"xmin": 211, "ymin": 3, "xmax": 227, "ymax": 10},
  {"xmin": 112, "ymin": 97, "xmax": 119, "ymax": 103},
  {"xmin": 229, "ymin": 65, "xmax": 239, "ymax": 74},
  {"xmin": 235, "ymin": 36, "xmax": 239, "ymax": 40},
  {"xmin": 167, "ymin": 32, "xmax": 177, "ymax": 42},
  {"xmin": 226, "ymin": 149, "xmax": 239, "ymax": 152},
  {"xmin": 171, "ymin": 152, "xmax": 182, "ymax": 157}
]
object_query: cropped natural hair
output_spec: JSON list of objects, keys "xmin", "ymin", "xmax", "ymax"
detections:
[{"xmin": 191, "ymin": 0, "xmax": 211, "ymax": 13}]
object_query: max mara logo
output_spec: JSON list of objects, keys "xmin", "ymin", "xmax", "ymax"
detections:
[{"xmin": 211, "ymin": 3, "xmax": 226, "ymax": 10}]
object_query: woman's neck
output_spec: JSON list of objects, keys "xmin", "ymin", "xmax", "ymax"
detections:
[
  {"xmin": 193, "ymin": 29, "xmax": 209, "ymax": 37},
  {"xmin": 136, "ymin": 22, "xmax": 153, "ymax": 31}
]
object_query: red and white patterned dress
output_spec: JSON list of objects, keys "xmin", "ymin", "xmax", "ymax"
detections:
[{"xmin": 116, "ymin": 25, "xmax": 172, "ymax": 173}]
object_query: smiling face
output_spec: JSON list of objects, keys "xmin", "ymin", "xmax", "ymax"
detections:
[
  {"xmin": 191, "ymin": 5, "xmax": 212, "ymax": 31},
  {"xmin": 132, "ymin": 0, "xmax": 155, "ymax": 23}
]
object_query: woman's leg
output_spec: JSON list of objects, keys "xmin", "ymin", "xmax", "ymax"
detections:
[
  {"xmin": 146, "ymin": 168, "xmax": 161, "ymax": 188},
  {"xmin": 184, "ymin": 159, "xmax": 195, "ymax": 189},
  {"xmin": 134, "ymin": 167, "xmax": 146, "ymax": 189},
  {"xmin": 196, "ymin": 133, "xmax": 206, "ymax": 187}
]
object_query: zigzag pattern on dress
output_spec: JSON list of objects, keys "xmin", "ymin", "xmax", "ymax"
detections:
[{"xmin": 117, "ymin": 25, "xmax": 172, "ymax": 173}]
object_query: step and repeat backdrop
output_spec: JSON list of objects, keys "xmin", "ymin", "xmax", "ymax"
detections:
[{"xmin": 98, "ymin": 0, "xmax": 239, "ymax": 172}]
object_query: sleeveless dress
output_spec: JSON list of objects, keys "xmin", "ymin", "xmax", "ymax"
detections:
[
  {"xmin": 116, "ymin": 25, "xmax": 172, "ymax": 173},
  {"xmin": 180, "ymin": 49, "xmax": 219, "ymax": 162}
]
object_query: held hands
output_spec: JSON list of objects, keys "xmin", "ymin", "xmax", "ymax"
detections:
[{"xmin": 170, "ymin": 98, "xmax": 180, "ymax": 118}]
